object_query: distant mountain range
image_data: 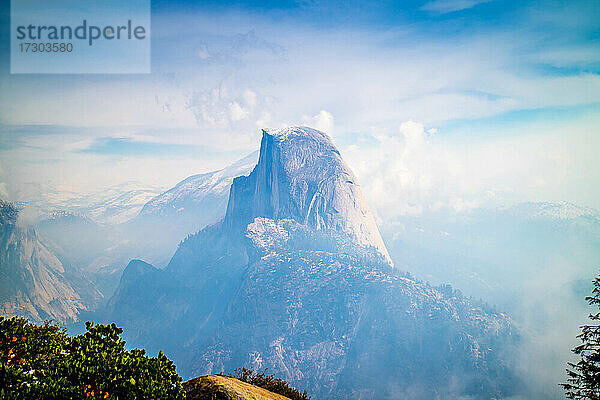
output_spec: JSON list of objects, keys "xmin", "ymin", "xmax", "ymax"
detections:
[
  {"xmin": 86, "ymin": 189, "xmax": 160, "ymax": 225},
  {"xmin": 106, "ymin": 127, "xmax": 521, "ymax": 399},
  {"xmin": 382, "ymin": 200, "xmax": 600, "ymax": 307},
  {"xmin": 139, "ymin": 151, "xmax": 258, "ymax": 224},
  {"xmin": 381, "ymin": 200, "xmax": 600, "ymax": 399}
]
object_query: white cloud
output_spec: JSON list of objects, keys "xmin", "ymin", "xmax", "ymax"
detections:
[
  {"xmin": 255, "ymin": 111, "xmax": 272, "ymax": 128},
  {"xmin": 229, "ymin": 101, "xmax": 249, "ymax": 121},
  {"xmin": 197, "ymin": 44, "xmax": 210, "ymax": 60},
  {"xmin": 243, "ymin": 89, "xmax": 257, "ymax": 108},
  {"xmin": 399, "ymin": 120, "xmax": 429, "ymax": 153},
  {"xmin": 303, "ymin": 110, "xmax": 334, "ymax": 135},
  {"xmin": 343, "ymin": 114, "xmax": 600, "ymax": 220},
  {"xmin": 420, "ymin": 0, "xmax": 492, "ymax": 14}
]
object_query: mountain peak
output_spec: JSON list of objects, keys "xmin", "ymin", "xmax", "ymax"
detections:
[
  {"xmin": 263, "ymin": 126, "xmax": 333, "ymax": 143},
  {"xmin": 225, "ymin": 126, "xmax": 392, "ymax": 264}
]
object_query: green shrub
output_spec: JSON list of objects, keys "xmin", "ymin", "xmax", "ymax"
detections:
[
  {"xmin": 230, "ymin": 367, "xmax": 311, "ymax": 400},
  {"xmin": 0, "ymin": 316, "xmax": 184, "ymax": 400},
  {"xmin": 0, "ymin": 316, "xmax": 67, "ymax": 399}
]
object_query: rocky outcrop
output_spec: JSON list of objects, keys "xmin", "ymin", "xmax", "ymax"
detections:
[
  {"xmin": 0, "ymin": 200, "xmax": 101, "ymax": 323},
  {"xmin": 225, "ymin": 127, "xmax": 391, "ymax": 264},
  {"xmin": 184, "ymin": 375, "xmax": 291, "ymax": 400}
]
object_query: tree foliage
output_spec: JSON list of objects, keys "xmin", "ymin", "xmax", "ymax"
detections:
[
  {"xmin": 0, "ymin": 316, "xmax": 184, "ymax": 399},
  {"xmin": 562, "ymin": 276, "xmax": 600, "ymax": 400},
  {"xmin": 231, "ymin": 367, "xmax": 311, "ymax": 400}
]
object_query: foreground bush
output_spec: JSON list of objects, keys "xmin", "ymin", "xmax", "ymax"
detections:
[
  {"xmin": 231, "ymin": 367, "xmax": 311, "ymax": 400},
  {"xmin": 0, "ymin": 316, "xmax": 184, "ymax": 399}
]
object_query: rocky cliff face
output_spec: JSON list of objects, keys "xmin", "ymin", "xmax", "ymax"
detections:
[
  {"xmin": 108, "ymin": 127, "xmax": 521, "ymax": 399},
  {"xmin": 0, "ymin": 200, "xmax": 101, "ymax": 323},
  {"xmin": 225, "ymin": 128, "xmax": 391, "ymax": 264}
]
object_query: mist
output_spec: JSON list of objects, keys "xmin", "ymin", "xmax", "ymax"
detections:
[{"xmin": 379, "ymin": 206, "xmax": 600, "ymax": 399}]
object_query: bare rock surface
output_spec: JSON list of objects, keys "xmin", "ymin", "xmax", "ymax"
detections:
[{"xmin": 184, "ymin": 375, "xmax": 291, "ymax": 400}]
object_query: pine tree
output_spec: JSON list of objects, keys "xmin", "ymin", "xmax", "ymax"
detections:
[{"xmin": 562, "ymin": 276, "xmax": 600, "ymax": 399}]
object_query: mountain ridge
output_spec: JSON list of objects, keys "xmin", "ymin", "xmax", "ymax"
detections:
[
  {"xmin": 107, "ymin": 127, "xmax": 521, "ymax": 399},
  {"xmin": 139, "ymin": 151, "xmax": 258, "ymax": 220}
]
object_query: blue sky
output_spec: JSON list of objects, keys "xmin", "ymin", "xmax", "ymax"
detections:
[{"xmin": 0, "ymin": 0, "xmax": 599, "ymax": 217}]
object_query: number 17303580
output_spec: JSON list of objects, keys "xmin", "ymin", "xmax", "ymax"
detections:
[{"xmin": 19, "ymin": 42, "xmax": 73, "ymax": 53}]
